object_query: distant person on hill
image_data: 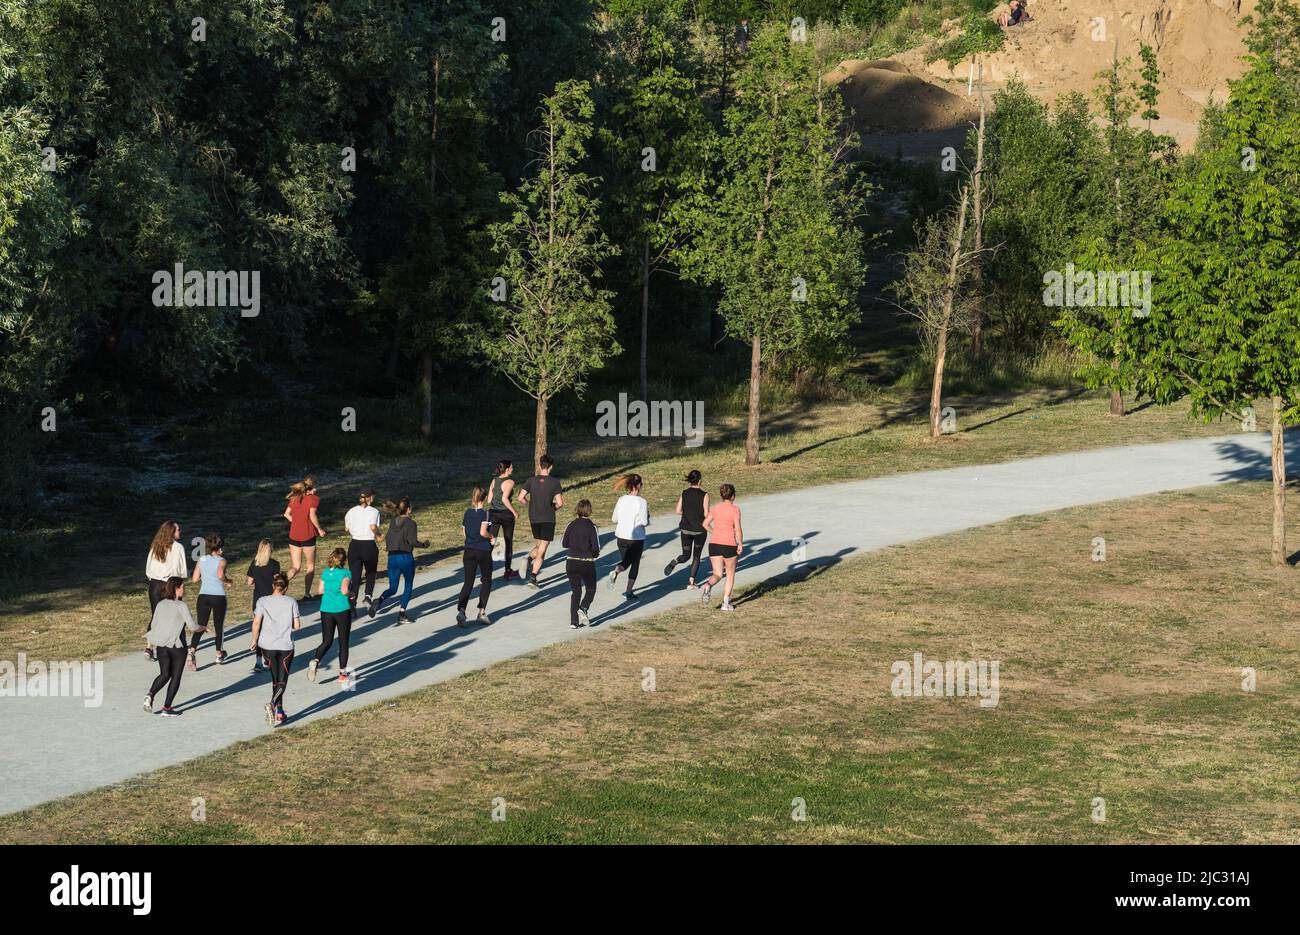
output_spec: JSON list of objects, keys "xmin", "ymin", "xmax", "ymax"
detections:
[
  {"xmin": 608, "ymin": 473, "xmax": 649, "ymax": 601},
  {"xmin": 249, "ymin": 572, "xmax": 301, "ymax": 727},
  {"xmin": 245, "ymin": 539, "xmax": 281, "ymax": 673},
  {"xmin": 562, "ymin": 499, "xmax": 601, "ymax": 629},
  {"xmin": 188, "ymin": 532, "xmax": 232, "ymax": 669},
  {"xmin": 143, "ymin": 576, "xmax": 204, "ymax": 717},
  {"xmin": 370, "ymin": 496, "xmax": 429, "ymax": 624},
  {"xmin": 998, "ymin": 0, "xmax": 1032, "ymax": 26},
  {"xmin": 283, "ymin": 476, "xmax": 326, "ymax": 599},
  {"xmin": 343, "ymin": 488, "xmax": 381, "ymax": 610},
  {"xmin": 487, "ymin": 460, "xmax": 520, "ymax": 581},
  {"xmin": 665, "ymin": 470, "xmax": 709, "ymax": 589},
  {"xmin": 520, "ymin": 454, "xmax": 564, "ymax": 590},
  {"xmin": 144, "ymin": 520, "xmax": 188, "ymax": 661},
  {"xmin": 456, "ymin": 485, "xmax": 497, "ymax": 627},
  {"xmin": 699, "ymin": 483, "xmax": 743, "ymax": 612}
]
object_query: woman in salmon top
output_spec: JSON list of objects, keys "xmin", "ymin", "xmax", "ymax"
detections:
[{"xmin": 699, "ymin": 483, "xmax": 743, "ymax": 612}]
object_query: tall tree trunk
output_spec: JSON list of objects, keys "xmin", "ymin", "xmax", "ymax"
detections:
[
  {"xmin": 385, "ymin": 319, "xmax": 403, "ymax": 383},
  {"xmin": 534, "ymin": 394, "xmax": 549, "ymax": 469},
  {"xmin": 930, "ymin": 185, "xmax": 971, "ymax": 440},
  {"xmin": 745, "ymin": 334, "xmax": 761, "ymax": 465},
  {"xmin": 419, "ymin": 352, "xmax": 433, "ymax": 438},
  {"xmin": 970, "ymin": 60, "xmax": 986, "ymax": 359},
  {"xmin": 640, "ymin": 233, "xmax": 649, "ymax": 399},
  {"xmin": 1109, "ymin": 388, "xmax": 1125, "ymax": 416},
  {"xmin": 1272, "ymin": 396, "xmax": 1286, "ymax": 566}
]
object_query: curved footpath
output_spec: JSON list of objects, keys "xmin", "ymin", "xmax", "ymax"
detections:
[{"xmin": 2, "ymin": 430, "xmax": 1293, "ymax": 815}]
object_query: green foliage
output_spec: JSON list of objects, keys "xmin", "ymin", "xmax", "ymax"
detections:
[
  {"xmin": 931, "ymin": 13, "xmax": 1004, "ymax": 67},
  {"xmin": 483, "ymin": 81, "xmax": 620, "ymax": 405}
]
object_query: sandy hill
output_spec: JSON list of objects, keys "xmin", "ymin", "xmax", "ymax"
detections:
[{"xmin": 829, "ymin": 0, "xmax": 1257, "ymax": 153}]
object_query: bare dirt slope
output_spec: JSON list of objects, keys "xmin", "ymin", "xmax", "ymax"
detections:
[{"xmin": 832, "ymin": 0, "xmax": 1256, "ymax": 153}]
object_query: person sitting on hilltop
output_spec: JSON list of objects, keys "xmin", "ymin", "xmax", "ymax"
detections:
[{"xmin": 997, "ymin": 0, "xmax": 1033, "ymax": 26}]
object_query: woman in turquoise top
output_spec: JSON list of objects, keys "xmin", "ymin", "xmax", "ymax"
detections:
[
  {"xmin": 309, "ymin": 548, "xmax": 354, "ymax": 686},
  {"xmin": 189, "ymin": 532, "xmax": 232, "ymax": 668}
]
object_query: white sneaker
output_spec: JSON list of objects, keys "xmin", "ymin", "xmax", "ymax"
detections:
[
  {"xmin": 307, "ymin": 659, "xmax": 319, "ymax": 683},
  {"xmin": 699, "ymin": 583, "xmax": 712, "ymax": 605},
  {"xmin": 721, "ymin": 601, "xmax": 734, "ymax": 612},
  {"xmin": 142, "ymin": 694, "xmax": 153, "ymax": 713}
]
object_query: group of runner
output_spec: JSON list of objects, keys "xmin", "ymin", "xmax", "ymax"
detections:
[{"xmin": 141, "ymin": 456, "xmax": 745, "ymax": 724}]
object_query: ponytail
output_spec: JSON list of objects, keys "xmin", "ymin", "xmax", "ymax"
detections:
[
  {"xmin": 493, "ymin": 460, "xmax": 512, "ymax": 477},
  {"xmin": 613, "ymin": 473, "xmax": 643, "ymax": 494},
  {"xmin": 382, "ymin": 496, "xmax": 412, "ymax": 516},
  {"xmin": 685, "ymin": 469, "xmax": 702, "ymax": 485}
]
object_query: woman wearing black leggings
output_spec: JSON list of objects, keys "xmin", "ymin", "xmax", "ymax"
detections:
[
  {"xmin": 607, "ymin": 474, "xmax": 649, "ymax": 601},
  {"xmin": 487, "ymin": 460, "xmax": 519, "ymax": 581},
  {"xmin": 250, "ymin": 572, "xmax": 302, "ymax": 726},
  {"xmin": 143, "ymin": 576, "xmax": 204, "ymax": 717},
  {"xmin": 457, "ymin": 485, "xmax": 496, "ymax": 627},
  {"xmin": 665, "ymin": 470, "xmax": 710, "ymax": 588},
  {"xmin": 344, "ymin": 488, "xmax": 381, "ymax": 609},
  {"xmin": 562, "ymin": 499, "xmax": 600, "ymax": 628}
]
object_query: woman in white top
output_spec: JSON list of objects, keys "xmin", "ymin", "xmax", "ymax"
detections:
[
  {"xmin": 607, "ymin": 473, "xmax": 649, "ymax": 601},
  {"xmin": 343, "ymin": 488, "xmax": 381, "ymax": 610},
  {"xmin": 144, "ymin": 520, "xmax": 188, "ymax": 660}
]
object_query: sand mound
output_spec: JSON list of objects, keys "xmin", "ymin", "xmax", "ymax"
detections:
[
  {"xmin": 826, "ymin": 58, "xmax": 978, "ymax": 132},
  {"xmin": 891, "ymin": 0, "xmax": 1257, "ymax": 146}
]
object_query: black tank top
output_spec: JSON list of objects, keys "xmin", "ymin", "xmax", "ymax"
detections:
[{"xmin": 680, "ymin": 487, "xmax": 706, "ymax": 532}]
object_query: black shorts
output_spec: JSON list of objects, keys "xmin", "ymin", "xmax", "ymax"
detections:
[
  {"xmin": 530, "ymin": 522, "xmax": 555, "ymax": 542},
  {"xmin": 288, "ymin": 536, "xmax": 317, "ymax": 548},
  {"xmin": 708, "ymin": 544, "xmax": 738, "ymax": 559}
]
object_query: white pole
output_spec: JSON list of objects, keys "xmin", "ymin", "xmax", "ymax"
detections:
[{"xmin": 968, "ymin": 58, "xmax": 975, "ymax": 96}]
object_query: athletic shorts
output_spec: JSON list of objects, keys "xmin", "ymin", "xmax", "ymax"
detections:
[
  {"xmin": 530, "ymin": 522, "xmax": 555, "ymax": 542},
  {"xmin": 288, "ymin": 536, "xmax": 317, "ymax": 548},
  {"xmin": 708, "ymin": 544, "xmax": 738, "ymax": 559}
]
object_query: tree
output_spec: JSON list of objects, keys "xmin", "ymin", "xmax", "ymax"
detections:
[
  {"xmin": 484, "ymin": 80, "xmax": 620, "ymax": 466},
  {"xmin": 596, "ymin": 6, "xmax": 701, "ymax": 399},
  {"xmin": 1060, "ymin": 12, "xmax": 1300, "ymax": 564},
  {"xmin": 672, "ymin": 22, "xmax": 867, "ymax": 465}
]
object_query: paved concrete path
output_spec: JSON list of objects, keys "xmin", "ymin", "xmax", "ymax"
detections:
[{"xmin": 2, "ymin": 430, "xmax": 1292, "ymax": 815}]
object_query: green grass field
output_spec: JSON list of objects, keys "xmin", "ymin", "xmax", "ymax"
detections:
[{"xmin": 3, "ymin": 479, "xmax": 1295, "ymax": 844}]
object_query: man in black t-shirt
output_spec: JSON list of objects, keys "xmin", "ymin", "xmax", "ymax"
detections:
[{"xmin": 519, "ymin": 453, "xmax": 564, "ymax": 589}]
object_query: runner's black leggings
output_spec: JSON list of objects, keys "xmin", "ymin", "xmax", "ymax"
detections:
[
  {"xmin": 191, "ymin": 595, "xmax": 227, "ymax": 652},
  {"xmin": 146, "ymin": 578, "xmax": 167, "ymax": 635},
  {"xmin": 315, "ymin": 610, "xmax": 353, "ymax": 670},
  {"xmin": 489, "ymin": 510, "xmax": 515, "ymax": 573},
  {"xmin": 347, "ymin": 540, "xmax": 379, "ymax": 605},
  {"xmin": 676, "ymin": 531, "xmax": 706, "ymax": 580},
  {"xmin": 615, "ymin": 538, "xmax": 644, "ymax": 588},
  {"xmin": 262, "ymin": 649, "xmax": 294, "ymax": 708},
  {"xmin": 566, "ymin": 559, "xmax": 596, "ymax": 625},
  {"xmin": 458, "ymin": 548, "xmax": 492, "ymax": 612},
  {"xmin": 149, "ymin": 646, "xmax": 186, "ymax": 708}
]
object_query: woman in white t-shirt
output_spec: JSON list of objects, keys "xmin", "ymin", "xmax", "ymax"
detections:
[
  {"xmin": 607, "ymin": 473, "xmax": 649, "ymax": 601},
  {"xmin": 343, "ymin": 488, "xmax": 381, "ymax": 610},
  {"xmin": 144, "ymin": 520, "xmax": 188, "ymax": 660}
]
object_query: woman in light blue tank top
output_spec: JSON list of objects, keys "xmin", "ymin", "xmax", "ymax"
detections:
[{"xmin": 188, "ymin": 533, "xmax": 232, "ymax": 666}]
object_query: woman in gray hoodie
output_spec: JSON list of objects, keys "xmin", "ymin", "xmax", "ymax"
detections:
[{"xmin": 143, "ymin": 576, "xmax": 205, "ymax": 717}]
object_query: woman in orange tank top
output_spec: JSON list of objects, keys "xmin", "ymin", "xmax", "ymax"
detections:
[{"xmin": 699, "ymin": 483, "xmax": 743, "ymax": 611}]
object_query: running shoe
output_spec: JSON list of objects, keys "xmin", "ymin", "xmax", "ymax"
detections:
[
  {"xmin": 144, "ymin": 646, "xmax": 155, "ymax": 661},
  {"xmin": 368, "ymin": 597, "xmax": 383, "ymax": 619},
  {"xmin": 337, "ymin": 671, "xmax": 350, "ymax": 686},
  {"xmin": 503, "ymin": 569, "xmax": 520, "ymax": 581},
  {"xmin": 186, "ymin": 652, "xmax": 197, "ymax": 672},
  {"xmin": 570, "ymin": 620, "xmax": 584, "ymax": 629},
  {"xmin": 699, "ymin": 582, "xmax": 712, "ymax": 605},
  {"xmin": 721, "ymin": 601, "xmax": 735, "ymax": 612},
  {"xmin": 687, "ymin": 580, "xmax": 698, "ymax": 590},
  {"xmin": 624, "ymin": 592, "xmax": 639, "ymax": 602},
  {"xmin": 264, "ymin": 703, "xmax": 275, "ymax": 726},
  {"xmin": 526, "ymin": 576, "xmax": 540, "ymax": 590},
  {"xmin": 307, "ymin": 659, "xmax": 318, "ymax": 682},
  {"xmin": 477, "ymin": 610, "xmax": 491, "ymax": 626},
  {"xmin": 274, "ymin": 707, "xmax": 286, "ymax": 726},
  {"xmin": 397, "ymin": 610, "xmax": 410, "ymax": 625},
  {"xmin": 216, "ymin": 650, "xmax": 227, "ymax": 665},
  {"xmin": 159, "ymin": 707, "xmax": 181, "ymax": 718},
  {"xmin": 663, "ymin": 559, "xmax": 677, "ymax": 576},
  {"xmin": 456, "ymin": 610, "xmax": 467, "ymax": 628},
  {"xmin": 606, "ymin": 568, "xmax": 621, "ymax": 591},
  {"xmin": 577, "ymin": 607, "xmax": 590, "ymax": 627},
  {"xmin": 142, "ymin": 694, "xmax": 153, "ymax": 714}
]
